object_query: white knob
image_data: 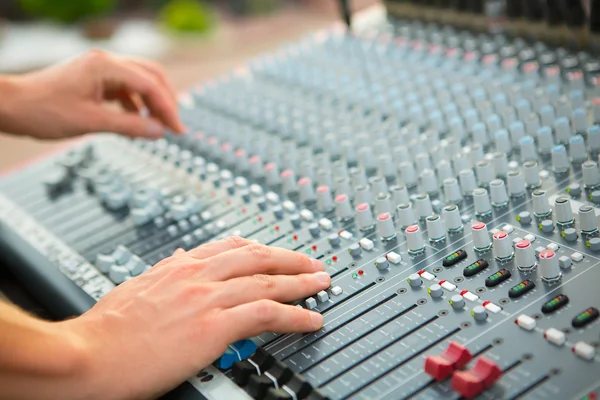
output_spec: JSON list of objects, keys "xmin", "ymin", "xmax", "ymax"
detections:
[
  {"xmin": 397, "ymin": 203, "xmax": 417, "ymax": 229},
  {"xmin": 489, "ymin": 179, "xmax": 509, "ymax": 207},
  {"xmin": 443, "ymin": 204, "xmax": 463, "ymax": 233},
  {"xmin": 515, "ymin": 239, "xmax": 536, "ymax": 271},
  {"xmin": 472, "ymin": 222, "xmax": 492, "ymax": 251},
  {"xmin": 426, "ymin": 214, "xmax": 446, "ymax": 243},
  {"xmin": 493, "ymin": 231, "xmax": 513, "ymax": 261},
  {"xmin": 539, "ymin": 249, "xmax": 562, "ymax": 283},
  {"xmin": 405, "ymin": 225, "xmax": 425, "ymax": 255},
  {"xmin": 473, "ymin": 188, "xmax": 492, "ymax": 218}
]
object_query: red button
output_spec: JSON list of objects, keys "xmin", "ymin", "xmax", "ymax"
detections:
[
  {"xmin": 451, "ymin": 357, "xmax": 502, "ymax": 398},
  {"xmin": 424, "ymin": 342, "xmax": 472, "ymax": 381}
]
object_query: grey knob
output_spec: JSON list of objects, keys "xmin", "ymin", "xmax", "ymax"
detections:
[
  {"xmin": 539, "ymin": 249, "xmax": 562, "ymax": 283},
  {"xmin": 426, "ymin": 214, "xmax": 446, "ymax": 243},
  {"xmin": 583, "ymin": 161, "xmax": 600, "ymax": 189},
  {"xmin": 415, "ymin": 153, "xmax": 432, "ymax": 172},
  {"xmin": 473, "ymin": 188, "xmax": 492, "ymax": 218},
  {"xmin": 420, "ymin": 169, "xmax": 439, "ymax": 195},
  {"xmin": 472, "ymin": 222, "xmax": 492, "ymax": 251},
  {"xmin": 95, "ymin": 254, "xmax": 114, "ymax": 274},
  {"xmin": 588, "ymin": 125, "xmax": 600, "ymax": 153},
  {"xmin": 328, "ymin": 233, "xmax": 341, "ymax": 247},
  {"xmin": 569, "ymin": 135, "xmax": 587, "ymax": 164},
  {"xmin": 408, "ymin": 273, "xmax": 422, "ymax": 287},
  {"xmin": 554, "ymin": 197, "xmax": 574, "ymax": 226},
  {"xmin": 369, "ymin": 176, "xmax": 388, "ymax": 197},
  {"xmin": 298, "ymin": 177, "xmax": 316, "ymax": 204},
  {"xmin": 377, "ymin": 212, "xmax": 396, "ymax": 240},
  {"xmin": 124, "ymin": 255, "xmax": 146, "ymax": 276},
  {"xmin": 532, "ymin": 190, "xmax": 552, "ymax": 218},
  {"xmin": 493, "ymin": 230, "xmax": 513, "ymax": 261},
  {"xmin": 472, "ymin": 305, "xmax": 488, "ymax": 321},
  {"xmin": 112, "ymin": 245, "xmax": 132, "ymax": 265},
  {"xmin": 494, "ymin": 130, "xmax": 512, "ymax": 155},
  {"xmin": 551, "ymin": 145, "xmax": 570, "ymax": 173},
  {"xmin": 515, "ymin": 239, "xmax": 536, "ymax": 271},
  {"xmin": 391, "ymin": 184, "xmax": 410, "ymax": 205},
  {"xmin": 475, "ymin": 161, "xmax": 495, "ymax": 187},
  {"xmin": 399, "ymin": 161, "xmax": 418, "ymax": 187},
  {"xmin": 509, "ymin": 121, "xmax": 525, "ymax": 147},
  {"xmin": 375, "ymin": 256, "xmax": 389, "ymax": 271},
  {"xmin": 396, "ymin": 202, "xmax": 418, "ymax": 228},
  {"xmin": 443, "ymin": 178, "xmax": 462, "ymax": 205},
  {"xmin": 507, "ymin": 170, "xmax": 526, "ymax": 197},
  {"xmin": 443, "ymin": 205, "xmax": 463, "ymax": 233},
  {"xmin": 415, "ymin": 193, "xmax": 434, "ymax": 220},
  {"xmin": 375, "ymin": 193, "xmax": 393, "ymax": 216},
  {"xmin": 578, "ymin": 205, "xmax": 599, "ymax": 235},
  {"xmin": 316, "ymin": 185, "xmax": 334, "ymax": 212},
  {"xmin": 308, "ymin": 223, "xmax": 320, "ymax": 238},
  {"xmin": 540, "ymin": 219, "xmax": 555, "ymax": 233},
  {"xmin": 405, "ymin": 225, "xmax": 425, "ymax": 255},
  {"xmin": 520, "ymin": 136, "xmax": 537, "ymax": 162},
  {"xmin": 281, "ymin": 169, "xmax": 298, "ymax": 195},
  {"xmin": 450, "ymin": 294, "xmax": 465, "ymax": 309},
  {"xmin": 459, "ymin": 169, "xmax": 477, "ymax": 196},
  {"xmin": 354, "ymin": 185, "xmax": 372, "ymax": 206},
  {"xmin": 378, "ymin": 154, "xmax": 396, "ymax": 181},
  {"xmin": 335, "ymin": 194, "xmax": 353, "ymax": 221},
  {"xmin": 492, "ymin": 152, "xmax": 509, "ymax": 178},
  {"xmin": 523, "ymin": 161, "xmax": 541, "ymax": 188},
  {"xmin": 249, "ymin": 156, "xmax": 264, "ymax": 180},
  {"xmin": 109, "ymin": 264, "xmax": 131, "ymax": 284},
  {"xmin": 428, "ymin": 284, "xmax": 443, "ymax": 298},
  {"xmin": 517, "ymin": 211, "xmax": 532, "ymax": 225},
  {"xmin": 350, "ymin": 167, "xmax": 368, "ymax": 188},
  {"xmin": 356, "ymin": 203, "xmax": 375, "ymax": 231},
  {"xmin": 334, "ymin": 176, "xmax": 352, "ymax": 197},
  {"xmin": 554, "ymin": 117, "xmax": 571, "ymax": 144},
  {"xmin": 537, "ymin": 127, "xmax": 554, "ymax": 154},
  {"xmin": 438, "ymin": 159, "xmax": 456, "ymax": 182},
  {"xmin": 348, "ymin": 243, "xmax": 361, "ymax": 257},
  {"xmin": 472, "ymin": 123, "xmax": 489, "ymax": 147},
  {"xmin": 489, "ymin": 179, "xmax": 509, "ymax": 207}
]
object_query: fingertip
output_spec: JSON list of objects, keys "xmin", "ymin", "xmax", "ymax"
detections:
[
  {"xmin": 311, "ymin": 258, "xmax": 325, "ymax": 272},
  {"xmin": 314, "ymin": 271, "xmax": 331, "ymax": 287},
  {"xmin": 309, "ymin": 311, "xmax": 324, "ymax": 330},
  {"xmin": 146, "ymin": 120, "xmax": 166, "ymax": 139}
]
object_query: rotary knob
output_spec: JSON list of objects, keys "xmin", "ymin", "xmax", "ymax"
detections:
[
  {"xmin": 507, "ymin": 170, "xmax": 526, "ymax": 197},
  {"xmin": 356, "ymin": 203, "xmax": 375, "ymax": 231},
  {"xmin": 298, "ymin": 177, "xmax": 316, "ymax": 204},
  {"xmin": 515, "ymin": 240, "xmax": 536, "ymax": 271},
  {"xmin": 443, "ymin": 178, "xmax": 463, "ymax": 205},
  {"xmin": 475, "ymin": 161, "xmax": 495, "ymax": 187},
  {"xmin": 551, "ymin": 145, "xmax": 570, "ymax": 173},
  {"xmin": 582, "ymin": 161, "xmax": 600, "ymax": 189},
  {"xmin": 522, "ymin": 160, "xmax": 541, "ymax": 188},
  {"xmin": 472, "ymin": 222, "xmax": 492, "ymax": 252},
  {"xmin": 391, "ymin": 185, "xmax": 410, "ymax": 205},
  {"xmin": 377, "ymin": 212, "xmax": 397, "ymax": 240},
  {"xmin": 443, "ymin": 204, "xmax": 464, "ymax": 234},
  {"xmin": 554, "ymin": 197, "xmax": 574, "ymax": 227},
  {"xmin": 335, "ymin": 194, "xmax": 353, "ymax": 221},
  {"xmin": 375, "ymin": 193, "xmax": 393, "ymax": 216},
  {"xmin": 539, "ymin": 250, "xmax": 562, "ymax": 283},
  {"xmin": 415, "ymin": 193, "xmax": 434, "ymax": 220},
  {"xmin": 405, "ymin": 225, "xmax": 425, "ymax": 255},
  {"xmin": 578, "ymin": 205, "xmax": 599, "ymax": 236},
  {"xmin": 316, "ymin": 186, "xmax": 334, "ymax": 212},
  {"xmin": 473, "ymin": 188, "xmax": 492, "ymax": 218},
  {"xmin": 428, "ymin": 284, "xmax": 443, "ymax": 298},
  {"xmin": 459, "ymin": 169, "xmax": 477, "ymax": 196},
  {"xmin": 281, "ymin": 169, "xmax": 298, "ymax": 196},
  {"xmin": 426, "ymin": 214, "xmax": 446, "ymax": 243},
  {"xmin": 450, "ymin": 294, "xmax": 465, "ymax": 309},
  {"xmin": 471, "ymin": 305, "xmax": 488, "ymax": 321},
  {"xmin": 493, "ymin": 231, "xmax": 513, "ymax": 261},
  {"xmin": 532, "ymin": 190, "xmax": 552, "ymax": 218},
  {"xmin": 408, "ymin": 273, "xmax": 422, "ymax": 287},
  {"xmin": 489, "ymin": 179, "xmax": 509, "ymax": 207},
  {"xmin": 397, "ymin": 203, "xmax": 418, "ymax": 229}
]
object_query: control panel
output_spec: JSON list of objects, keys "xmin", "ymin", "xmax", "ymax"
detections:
[{"xmin": 1, "ymin": 4, "xmax": 600, "ymax": 400}]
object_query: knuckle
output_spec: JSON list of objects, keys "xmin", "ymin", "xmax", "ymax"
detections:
[
  {"xmin": 84, "ymin": 49, "xmax": 109, "ymax": 64},
  {"xmin": 180, "ymin": 284, "xmax": 211, "ymax": 301},
  {"xmin": 223, "ymin": 235, "xmax": 248, "ymax": 249},
  {"xmin": 253, "ymin": 274, "xmax": 275, "ymax": 291},
  {"xmin": 245, "ymin": 244, "xmax": 271, "ymax": 261},
  {"xmin": 293, "ymin": 251, "xmax": 312, "ymax": 269},
  {"xmin": 255, "ymin": 299, "xmax": 276, "ymax": 324}
]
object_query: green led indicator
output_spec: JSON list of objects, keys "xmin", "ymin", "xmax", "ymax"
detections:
[
  {"xmin": 305, "ymin": 248, "xmax": 312, "ymax": 254},
  {"xmin": 269, "ymin": 229, "xmax": 274, "ymax": 234},
  {"xmin": 352, "ymin": 273, "xmax": 358, "ymax": 279},
  {"xmin": 326, "ymin": 259, "xmax": 332, "ymax": 265},
  {"xmin": 287, "ymin": 238, "xmax": 293, "ymax": 244}
]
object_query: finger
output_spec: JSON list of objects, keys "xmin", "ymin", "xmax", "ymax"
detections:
[
  {"xmin": 201, "ymin": 243, "xmax": 325, "ymax": 281},
  {"xmin": 187, "ymin": 236, "xmax": 254, "ymax": 260},
  {"xmin": 126, "ymin": 58, "xmax": 178, "ymax": 104},
  {"xmin": 214, "ymin": 272, "xmax": 331, "ymax": 308},
  {"xmin": 173, "ymin": 248, "xmax": 186, "ymax": 256},
  {"xmin": 118, "ymin": 92, "xmax": 141, "ymax": 113},
  {"xmin": 103, "ymin": 60, "xmax": 184, "ymax": 133},
  {"xmin": 219, "ymin": 300, "xmax": 323, "ymax": 343},
  {"xmin": 86, "ymin": 106, "xmax": 165, "ymax": 139}
]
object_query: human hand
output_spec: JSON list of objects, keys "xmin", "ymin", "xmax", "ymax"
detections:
[
  {"xmin": 1, "ymin": 50, "xmax": 184, "ymax": 140},
  {"xmin": 62, "ymin": 237, "xmax": 330, "ymax": 400}
]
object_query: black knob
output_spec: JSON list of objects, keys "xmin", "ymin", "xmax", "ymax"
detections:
[
  {"xmin": 284, "ymin": 374, "xmax": 314, "ymax": 399},
  {"xmin": 251, "ymin": 348, "xmax": 276, "ymax": 370},
  {"xmin": 248, "ymin": 374, "xmax": 275, "ymax": 399},
  {"xmin": 231, "ymin": 360, "xmax": 256, "ymax": 386},
  {"xmin": 265, "ymin": 388, "xmax": 293, "ymax": 400}
]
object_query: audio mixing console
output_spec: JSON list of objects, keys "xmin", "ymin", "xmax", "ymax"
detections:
[{"xmin": 2, "ymin": 3, "xmax": 600, "ymax": 400}]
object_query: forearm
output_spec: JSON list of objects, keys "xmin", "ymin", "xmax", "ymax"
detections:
[{"xmin": 0, "ymin": 301, "xmax": 92, "ymax": 400}]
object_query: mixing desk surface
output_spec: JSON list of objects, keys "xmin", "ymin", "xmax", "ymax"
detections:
[{"xmin": 1, "ymin": 3, "xmax": 600, "ymax": 400}]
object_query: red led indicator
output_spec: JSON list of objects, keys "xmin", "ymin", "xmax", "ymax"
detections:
[
  {"xmin": 312, "ymin": 245, "xmax": 317, "ymax": 251},
  {"xmin": 226, "ymin": 200, "xmax": 231, "ymax": 205},
  {"xmin": 274, "ymin": 226, "xmax": 280, "ymax": 231},
  {"xmin": 332, "ymin": 256, "xmax": 338, "ymax": 262},
  {"xmin": 241, "ymin": 208, "xmax": 246, "ymax": 213},
  {"xmin": 358, "ymin": 270, "xmax": 364, "ymax": 275}
]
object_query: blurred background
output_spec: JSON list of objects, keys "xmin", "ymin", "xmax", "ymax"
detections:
[{"xmin": 0, "ymin": 0, "xmax": 378, "ymax": 170}]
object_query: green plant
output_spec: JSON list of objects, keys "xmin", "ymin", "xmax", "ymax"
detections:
[
  {"xmin": 159, "ymin": 0, "xmax": 215, "ymax": 33},
  {"xmin": 19, "ymin": 0, "xmax": 117, "ymax": 24}
]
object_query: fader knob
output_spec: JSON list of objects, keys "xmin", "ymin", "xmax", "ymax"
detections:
[
  {"xmin": 539, "ymin": 250, "xmax": 562, "ymax": 283},
  {"xmin": 578, "ymin": 205, "xmax": 599, "ymax": 235},
  {"xmin": 316, "ymin": 186, "xmax": 334, "ymax": 212},
  {"xmin": 443, "ymin": 205, "xmax": 464, "ymax": 234},
  {"xmin": 415, "ymin": 193, "xmax": 434, "ymax": 220},
  {"xmin": 493, "ymin": 231, "xmax": 513, "ymax": 261},
  {"xmin": 489, "ymin": 179, "xmax": 509, "ymax": 207},
  {"xmin": 335, "ymin": 194, "xmax": 353, "ymax": 221},
  {"xmin": 507, "ymin": 170, "xmax": 526, "ymax": 197},
  {"xmin": 377, "ymin": 212, "xmax": 397, "ymax": 240},
  {"xmin": 112, "ymin": 245, "xmax": 132, "ymax": 265},
  {"xmin": 472, "ymin": 222, "xmax": 492, "ymax": 252},
  {"xmin": 583, "ymin": 161, "xmax": 600, "ymax": 189},
  {"xmin": 405, "ymin": 225, "xmax": 425, "ymax": 255},
  {"xmin": 109, "ymin": 265, "xmax": 130, "ymax": 284},
  {"xmin": 397, "ymin": 203, "xmax": 418, "ymax": 229},
  {"xmin": 515, "ymin": 240, "xmax": 536, "ymax": 271},
  {"xmin": 95, "ymin": 254, "xmax": 114, "ymax": 274},
  {"xmin": 532, "ymin": 190, "xmax": 552, "ymax": 218},
  {"xmin": 426, "ymin": 214, "xmax": 446, "ymax": 243},
  {"xmin": 473, "ymin": 188, "xmax": 492, "ymax": 218},
  {"xmin": 356, "ymin": 203, "xmax": 375, "ymax": 231},
  {"xmin": 554, "ymin": 197, "xmax": 574, "ymax": 226}
]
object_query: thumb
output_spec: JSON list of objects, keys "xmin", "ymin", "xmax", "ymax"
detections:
[{"xmin": 90, "ymin": 109, "xmax": 165, "ymax": 139}]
